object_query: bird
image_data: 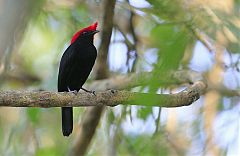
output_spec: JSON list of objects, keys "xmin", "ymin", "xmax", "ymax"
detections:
[{"xmin": 58, "ymin": 22, "xmax": 99, "ymax": 136}]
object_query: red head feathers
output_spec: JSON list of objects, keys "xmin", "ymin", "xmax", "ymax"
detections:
[{"xmin": 70, "ymin": 22, "xmax": 98, "ymax": 44}]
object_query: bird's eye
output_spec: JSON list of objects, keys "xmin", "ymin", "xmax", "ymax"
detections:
[{"xmin": 82, "ymin": 31, "xmax": 87, "ymax": 34}]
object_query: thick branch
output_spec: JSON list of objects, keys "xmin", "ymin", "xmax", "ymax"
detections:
[{"xmin": 0, "ymin": 81, "xmax": 207, "ymax": 107}]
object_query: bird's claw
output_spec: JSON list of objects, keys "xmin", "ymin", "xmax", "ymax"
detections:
[
  {"xmin": 72, "ymin": 90, "xmax": 78, "ymax": 95},
  {"xmin": 92, "ymin": 91, "xmax": 96, "ymax": 96},
  {"xmin": 67, "ymin": 87, "xmax": 78, "ymax": 95},
  {"xmin": 81, "ymin": 87, "xmax": 96, "ymax": 96}
]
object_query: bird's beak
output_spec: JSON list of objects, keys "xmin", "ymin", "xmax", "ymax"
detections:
[{"xmin": 92, "ymin": 30, "xmax": 100, "ymax": 35}]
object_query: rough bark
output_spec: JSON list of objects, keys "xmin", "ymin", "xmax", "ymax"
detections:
[{"xmin": 0, "ymin": 81, "xmax": 207, "ymax": 107}]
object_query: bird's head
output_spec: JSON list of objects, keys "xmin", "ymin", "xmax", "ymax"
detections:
[{"xmin": 70, "ymin": 22, "xmax": 99, "ymax": 44}]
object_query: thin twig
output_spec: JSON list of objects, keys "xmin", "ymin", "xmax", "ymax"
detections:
[{"xmin": 186, "ymin": 24, "xmax": 213, "ymax": 52}]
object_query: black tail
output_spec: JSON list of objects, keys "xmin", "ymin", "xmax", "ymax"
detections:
[{"xmin": 61, "ymin": 107, "xmax": 73, "ymax": 136}]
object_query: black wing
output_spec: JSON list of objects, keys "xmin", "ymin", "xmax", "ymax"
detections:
[{"xmin": 57, "ymin": 45, "xmax": 76, "ymax": 92}]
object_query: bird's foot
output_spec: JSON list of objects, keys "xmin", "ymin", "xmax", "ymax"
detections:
[
  {"xmin": 67, "ymin": 87, "xmax": 78, "ymax": 95},
  {"xmin": 81, "ymin": 87, "xmax": 96, "ymax": 96}
]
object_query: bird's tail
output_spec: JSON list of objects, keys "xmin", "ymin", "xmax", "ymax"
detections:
[{"xmin": 61, "ymin": 107, "xmax": 73, "ymax": 136}]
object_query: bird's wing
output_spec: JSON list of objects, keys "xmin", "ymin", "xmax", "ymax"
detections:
[{"xmin": 57, "ymin": 45, "xmax": 76, "ymax": 92}]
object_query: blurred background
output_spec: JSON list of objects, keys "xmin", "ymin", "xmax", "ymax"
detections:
[{"xmin": 0, "ymin": 0, "xmax": 239, "ymax": 155}]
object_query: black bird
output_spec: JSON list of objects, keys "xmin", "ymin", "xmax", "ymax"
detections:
[{"xmin": 58, "ymin": 22, "xmax": 99, "ymax": 136}]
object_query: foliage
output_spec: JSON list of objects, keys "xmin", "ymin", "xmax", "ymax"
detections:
[{"xmin": 0, "ymin": 0, "xmax": 239, "ymax": 156}]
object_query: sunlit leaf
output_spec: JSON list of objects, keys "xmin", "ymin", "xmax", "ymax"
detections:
[
  {"xmin": 26, "ymin": 108, "xmax": 40, "ymax": 125},
  {"xmin": 137, "ymin": 106, "xmax": 152, "ymax": 120}
]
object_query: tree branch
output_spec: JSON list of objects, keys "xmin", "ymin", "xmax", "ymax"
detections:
[
  {"xmin": 1, "ymin": 70, "xmax": 237, "ymax": 108},
  {"xmin": 0, "ymin": 81, "xmax": 207, "ymax": 107}
]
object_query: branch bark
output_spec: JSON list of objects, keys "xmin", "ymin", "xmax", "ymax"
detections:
[
  {"xmin": 0, "ymin": 70, "xmax": 237, "ymax": 108},
  {"xmin": 0, "ymin": 81, "xmax": 207, "ymax": 107}
]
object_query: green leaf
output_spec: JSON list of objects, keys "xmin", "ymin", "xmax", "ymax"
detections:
[
  {"xmin": 151, "ymin": 24, "xmax": 191, "ymax": 71},
  {"xmin": 149, "ymin": 24, "xmax": 192, "ymax": 91},
  {"xmin": 108, "ymin": 110, "xmax": 115, "ymax": 124},
  {"xmin": 26, "ymin": 108, "xmax": 40, "ymax": 125},
  {"xmin": 137, "ymin": 106, "xmax": 152, "ymax": 120},
  {"xmin": 36, "ymin": 147, "xmax": 64, "ymax": 156}
]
